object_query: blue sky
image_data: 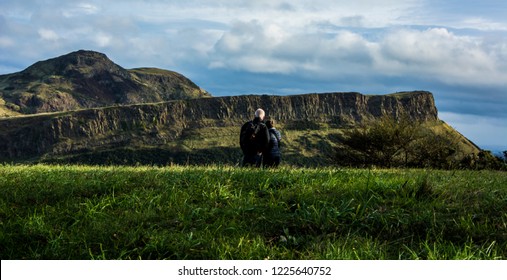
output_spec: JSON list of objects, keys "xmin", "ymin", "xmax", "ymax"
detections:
[{"xmin": 1, "ymin": 0, "xmax": 506, "ymax": 151}]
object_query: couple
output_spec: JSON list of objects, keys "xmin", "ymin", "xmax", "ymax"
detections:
[{"xmin": 240, "ymin": 108, "xmax": 282, "ymax": 168}]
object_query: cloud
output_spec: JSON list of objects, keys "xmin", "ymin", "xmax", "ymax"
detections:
[
  {"xmin": 461, "ymin": 17, "xmax": 507, "ymax": 31},
  {"xmin": 2, "ymin": 1, "xmax": 506, "ymax": 90},
  {"xmin": 416, "ymin": 0, "xmax": 507, "ymax": 30},
  {"xmin": 377, "ymin": 28, "xmax": 507, "ymax": 86},
  {"xmin": 62, "ymin": 2, "xmax": 99, "ymax": 18},
  {"xmin": 0, "ymin": 36, "xmax": 15, "ymax": 48},
  {"xmin": 93, "ymin": 32, "xmax": 112, "ymax": 47},
  {"xmin": 210, "ymin": 20, "xmax": 375, "ymax": 76},
  {"xmin": 209, "ymin": 22, "xmax": 507, "ymax": 87},
  {"xmin": 38, "ymin": 28, "xmax": 59, "ymax": 41}
]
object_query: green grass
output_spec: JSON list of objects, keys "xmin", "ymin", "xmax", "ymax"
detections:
[
  {"xmin": 1, "ymin": 164, "xmax": 506, "ymax": 259},
  {"xmin": 38, "ymin": 126, "xmax": 341, "ymax": 166}
]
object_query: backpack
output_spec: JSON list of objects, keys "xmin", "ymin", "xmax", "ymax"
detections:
[{"xmin": 240, "ymin": 121, "xmax": 268, "ymax": 154}]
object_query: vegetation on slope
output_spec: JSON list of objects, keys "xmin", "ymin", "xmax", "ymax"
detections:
[
  {"xmin": 0, "ymin": 50, "xmax": 210, "ymax": 116},
  {"xmin": 36, "ymin": 118, "xmax": 499, "ymax": 170},
  {"xmin": 1, "ymin": 165, "xmax": 505, "ymax": 260},
  {"xmin": 334, "ymin": 114, "xmax": 504, "ymax": 169}
]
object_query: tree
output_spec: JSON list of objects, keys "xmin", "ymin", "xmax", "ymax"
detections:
[
  {"xmin": 335, "ymin": 113, "xmax": 420, "ymax": 167},
  {"xmin": 334, "ymin": 113, "xmax": 462, "ymax": 168},
  {"xmin": 409, "ymin": 132, "xmax": 459, "ymax": 169}
]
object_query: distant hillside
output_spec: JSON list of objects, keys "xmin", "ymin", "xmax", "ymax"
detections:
[
  {"xmin": 0, "ymin": 50, "xmax": 210, "ymax": 116},
  {"xmin": 0, "ymin": 91, "xmax": 480, "ymax": 166}
]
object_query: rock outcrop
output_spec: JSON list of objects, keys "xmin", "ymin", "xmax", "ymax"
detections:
[{"xmin": 0, "ymin": 91, "xmax": 440, "ymax": 161}]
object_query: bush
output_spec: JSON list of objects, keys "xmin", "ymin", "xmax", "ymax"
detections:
[
  {"xmin": 459, "ymin": 150, "xmax": 507, "ymax": 170},
  {"xmin": 334, "ymin": 114, "xmax": 464, "ymax": 168}
]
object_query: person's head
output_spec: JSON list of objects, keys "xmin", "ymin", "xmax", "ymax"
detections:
[
  {"xmin": 264, "ymin": 116, "xmax": 275, "ymax": 128},
  {"xmin": 254, "ymin": 108, "xmax": 265, "ymax": 120}
]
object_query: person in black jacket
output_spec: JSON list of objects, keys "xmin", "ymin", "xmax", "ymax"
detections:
[
  {"xmin": 239, "ymin": 108, "xmax": 270, "ymax": 167},
  {"xmin": 262, "ymin": 116, "xmax": 282, "ymax": 168}
]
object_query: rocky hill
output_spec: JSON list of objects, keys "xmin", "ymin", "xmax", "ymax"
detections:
[
  {"xmin": 0, "ymin": 90, "xmax": 479, "ymax": 165},
  {"xmin": 0, "ymin": 50, "xmax": 481, "ymax": 166},
  {"xmin": 0, "ymin": 50, "xmax": 210, "ymax": 116}
]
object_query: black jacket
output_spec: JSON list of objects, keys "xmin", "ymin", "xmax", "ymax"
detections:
[{"xmin": 240, "ymin": 117, "xmax": 270, "ymax": 155}]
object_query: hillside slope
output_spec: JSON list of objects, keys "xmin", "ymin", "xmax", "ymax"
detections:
[
  {"xmin": 0, "ymin": 50, "xmax": 210, "ymax": 116},
  {"xmin": 0, "ymin": 91, "xmax": 480, "ymax": 166}
]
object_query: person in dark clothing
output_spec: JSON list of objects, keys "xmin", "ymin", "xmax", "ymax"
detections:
[
  {"xmin": 263, "ymin": 117, "xmax": 282, "ymax": 168},
  {"xmin": 239, "ymin": 108, "xmax": 270, "ymax": 167}
]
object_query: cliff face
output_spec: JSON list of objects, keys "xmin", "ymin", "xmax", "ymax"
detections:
[
  {"xmin": 0, "ymin": 91, "xmax": 438, "ymax": 161},
  {"xmin": 0, "ymin": 50, "xmax": 210, "ymax": 116}
]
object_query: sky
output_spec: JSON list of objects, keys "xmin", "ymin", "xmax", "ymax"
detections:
[{"xmin": 1, "ymin": 0, "xmax": 506, "ymax": 151}]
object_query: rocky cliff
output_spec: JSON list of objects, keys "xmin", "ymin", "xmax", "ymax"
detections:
[
  {"xmin": 0, "ymin": 91, "xmax": 442, "ymax": 162},
  {"xmin": 0, "ymin": 50, "xmax": 210, "ymax": 116}
]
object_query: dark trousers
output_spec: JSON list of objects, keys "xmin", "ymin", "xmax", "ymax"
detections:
[
  {"xmin": 263, "ymin": 154, "xmax": 281, "ymax": 168},
  {"xmin": 242, "ymin": 153, "xmax": 262, "ymax": 167}
]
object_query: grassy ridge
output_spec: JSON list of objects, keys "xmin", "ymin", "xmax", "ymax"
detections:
[{"xmin": 1, "ymin": 165, "xmax": 506, "ymax": 259}]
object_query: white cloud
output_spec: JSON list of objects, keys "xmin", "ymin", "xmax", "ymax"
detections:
[
  {"xmin": 93, "ymin": 32, "xmax": 112, "ymax": 47},
  {"xmin": 62, "ymin": 2, "xmax": 99, "ymax": 18},
  {"xmin": 461, "ymin": 17, "xmax": 507, "ymax": 31},
  {"xmin": 210, "ymin": 21, "xmax": 376, "ymax": 76},
  {"xmin": 376, "ymin": 28, "xmax": 505, "ymax": 85},
  {"xmin": 38, "ymin": 28, "xmax": 59, "ymax": 41},
  {"xmin": 0, "ymin": 36, "xmax": 15, "ymax": 48},
  {"xmin": 209, "ymin": 23, "xmax": 507, "ymax": 88},
  {"xmin": 414, "ymin": 0, "xmax": 507, "ymax": 31},
  {"xmin": 4, "ymin": 1, "xmax": 507, "ymax": 88},
  {"xmin": 115, "ymin": 0, "xmax": 424, "ymax": 32}
]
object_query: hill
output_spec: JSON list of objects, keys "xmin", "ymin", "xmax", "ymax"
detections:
[
  {"xmin": 0, "ymin": 90, "xmax": 480, "ymax": 166},
  {"xmin": 0, "ymin": 50, "xmax": 482, "ymax": 167},
  {"xmin": 0, "ymin": 50, "xmax": 210, "ymax": 116}
]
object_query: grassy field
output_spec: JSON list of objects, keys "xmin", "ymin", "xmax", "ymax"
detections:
[{"xmin": 0, "ymin": 164, "xmax": 506, "ymax": 260}]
